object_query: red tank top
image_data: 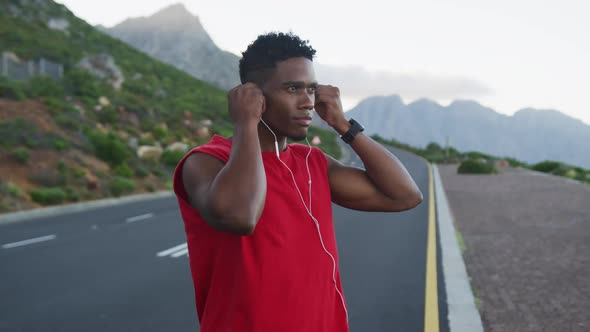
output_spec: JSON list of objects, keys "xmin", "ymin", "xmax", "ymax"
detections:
[{"xmin": 173, "ymin": 135, "xmax": 349, "ymax": 332}]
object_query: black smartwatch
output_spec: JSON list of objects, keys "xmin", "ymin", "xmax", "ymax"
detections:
[{"xmin": 340, "ymin": 118, "xmax": 364, "ymax": 144}]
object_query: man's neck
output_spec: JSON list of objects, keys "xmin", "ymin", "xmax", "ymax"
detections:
[{"xmin": 257, "ymin": 123, "xmax": 288, "ymax": 152}]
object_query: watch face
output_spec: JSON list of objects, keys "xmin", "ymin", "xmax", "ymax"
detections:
[{"xmin": 341, "ymin": 118, "xmax": 363, "ymax": 143}]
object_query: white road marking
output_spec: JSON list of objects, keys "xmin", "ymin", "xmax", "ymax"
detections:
[
  {"xmin": 171, "ymin": 248, "xmax": 189, "ymax": 258},
  {"xmin": 125, "ymin": 213, "xmax": 154, "ymax": 223},
  {"xmin": 2, "ymin": 234, "xmax": 57, "ymax": 249},
  {"xmin": 157, "ymin": 243, "xmax": 188, "ymax": 258}
]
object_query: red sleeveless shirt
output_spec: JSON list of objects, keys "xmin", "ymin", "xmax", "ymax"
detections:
[{"xmin": 173, "ymin": 135, "xmax": 349, "ymax": 332}]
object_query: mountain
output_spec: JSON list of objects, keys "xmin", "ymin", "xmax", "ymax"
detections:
[
  {"xmin": 103, "ymin": 3, "xmax": 240, "ymax": 90},
  {"xmin": 345, "ymin": 95, "xmax": 590, "ymax": 168},
  {"xmin": 0, "ymin": 0, "xmax": 343, "ymax": 214}
]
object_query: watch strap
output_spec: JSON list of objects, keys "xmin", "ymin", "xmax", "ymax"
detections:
[{"xmin": 340, "ymin": 118, "xmax": 365, "ymax": 144}]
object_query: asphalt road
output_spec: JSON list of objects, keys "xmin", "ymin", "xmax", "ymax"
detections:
[{"xmin": 0, "ymin": 144, "xmax": 450, "ymax": 332}]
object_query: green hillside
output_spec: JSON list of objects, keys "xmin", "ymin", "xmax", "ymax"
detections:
[{"xmin": 0, "ymin": 0, "xmax": 341, "ymax": 212}]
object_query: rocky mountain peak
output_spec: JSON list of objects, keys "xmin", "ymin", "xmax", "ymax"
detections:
[
  {"xmin": 150, "ymin": 3, "xmax": 196, "ymax": 22},
  {"xmin": 113, "ymin": 2, "xmax": 206, "ymax": 35}
]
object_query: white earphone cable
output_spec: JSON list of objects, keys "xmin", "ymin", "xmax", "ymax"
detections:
[{"xmin": 260, "ymin": 118, "xmax": 349, "ymax": 323}]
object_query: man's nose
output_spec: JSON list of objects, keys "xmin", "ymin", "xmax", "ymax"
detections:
[{"xmin": 301, "ymin": 90, "xmax": 314, "ymax": 110}]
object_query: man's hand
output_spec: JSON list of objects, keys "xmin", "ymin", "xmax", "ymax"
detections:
[
  {"xmin": 314, "ymin": 85, "xmax": 351, "ymax": 135},
  {"xmin": 228, "ymin": 83, "xmax": 265, "ymax": 128}
]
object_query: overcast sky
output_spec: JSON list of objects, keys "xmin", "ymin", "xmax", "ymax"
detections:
[{"xmin": 57, "ymin": 0, "xmax": 590, "ymax": 125}]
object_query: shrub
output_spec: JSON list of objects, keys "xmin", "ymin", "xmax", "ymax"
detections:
[
  {"xmin": 88, "ymin": 131, "xmax": 130, "ymax": 165},
  {"xmin": 114, "ymin": 163, "xmax": 134, "ymax": 178},
  {"xmin": 30, "ymin": 187, "xmax": 66, "ymax": 205},
  {"xmin": 504, "ymin": 157, "xmax": 528, "ymax": 168},
  {"xmin": 53, "ymin": 139, "xmax": 69, "ymax": 151},
  {"xmin": 144, "ymin": 183, "xmax": 156, "ymax": 192},
  {"xmin": 97, "ymin": 106, "xmax": 118, "ymax": 124},
  {"xmin": 27, "ymin": 76, "xmax": 64, "ymax": 98},
  {"xmin": 11, "ymin": 147, "xmax": 30, "ymax": 164},
  {"xmin": 531, "ymin": 161, "xmax": 561, "ymax": 173},
  {"xmin": 44, "ymin": 97, "xmax": 76, "ymax": 114},
  {"xmin": 138, "ymin": 136, "xmax": 155, "ymax": 146},
  {"xmin": 464, "ymin": 151, "xmax": 495, "ymax": 161},
  {"xmin": 153, "ymin": 125, "xmax": 168, "ymax": 140},
  {"xmin": 161, "ymin": 149, "xmax": 185, "ymax": 167},
  {"xmin": 55, "ymin": 112, "xmax": 82, "ymax": 130},
  {"xmin": 64, "ymin": 187, "xmax": 80, "ymax": 202},
  {"xmin": 426, "ymin": 142, "xmax": 443, "ymax": 153},
  {"xmin": 0, "ymin": 118, "xmax": 39, "ymax": 148},
  {"xmin": 0, "ymin": 78, "xmax": 26, "ymax": 99},
  {"xmin": 64, "ymin": 69, "xmax": 104, "ymax": 99},
  {"xmin": 109, "ymin": 177, "xmax": 135, "ymax": 197},
  {"xmin": 6, "ymin": 182, "xmax": 24, "ymax": 198},
  {"xmin": 134, "ymin": 165, "xmax": 150, "ymax": 178},
  {"xmin": 57, "ymin": 159, "xmax": 68, "ymax": 175},
  {"xmin": 164, "ymin": 179, "xmax": 173, "ymax": 190},
  {"xmin": 151, "ymin": 168, "xmax": 164, "ymax": 177},
  {"xmin": 457, "ymin": 159, "xmax": 496, "ymax": 174},
  {"xmin": 72, "ymin": 168, "xmax": 86, "ymax": 179}
]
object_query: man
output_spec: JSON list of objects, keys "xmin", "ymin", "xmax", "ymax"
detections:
[{"xmin": 172, "ymin": 32, "xmax": 423, "ymax": 332}]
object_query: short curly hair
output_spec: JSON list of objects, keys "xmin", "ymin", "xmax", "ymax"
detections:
[{"xmin": 239, "ymin": 32, "xmax": 316, "ymax": 84}]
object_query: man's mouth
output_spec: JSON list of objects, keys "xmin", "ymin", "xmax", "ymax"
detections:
[{"xmin": 294, "ymin": 116, "xmax": 312, "ymax": 126}]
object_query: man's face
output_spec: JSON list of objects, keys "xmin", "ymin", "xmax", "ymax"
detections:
[{"xmin": 261, "ymin": 57, "xmax": 317, "ymax": 141}]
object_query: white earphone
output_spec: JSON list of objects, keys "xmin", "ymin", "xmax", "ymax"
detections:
[{"xmin": 260, "ymin": 118, "xmax": 349, "ymax": 323}]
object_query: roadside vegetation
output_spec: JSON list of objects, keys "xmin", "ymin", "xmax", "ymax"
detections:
[{"xmin": 371, "ymin": 135, "xmax": 590, "ymax": 181}]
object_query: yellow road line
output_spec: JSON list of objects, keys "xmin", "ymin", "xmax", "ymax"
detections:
[{"xmin": 424, "ymin": 163, "xmax": 440, "ymax": 332}]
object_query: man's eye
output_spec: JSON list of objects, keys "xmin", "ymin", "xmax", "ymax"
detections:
[
  {"xmin": 287, "ymin": 86, "xmax": 297, "ymax": 93},
  {"xmin": 308, "ymin": 86, "xmax": 316, "ymax": 93}
]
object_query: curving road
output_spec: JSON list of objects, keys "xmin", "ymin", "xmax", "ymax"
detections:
[{"xmin": 0, "ymin": 143, "xmax": 451, "ymax": 332}]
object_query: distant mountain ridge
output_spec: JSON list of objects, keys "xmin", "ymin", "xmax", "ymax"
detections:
[
  {"xmin": 104, "ymin": 3, "xmax": 590, "ymax": 169},
  {"xmin": 103, "ymin": 3, "xmax": 240, "ymax": 90},
  {"xmin": 342, "ymin": 95, "xmax": 590, "ymax": 168}
]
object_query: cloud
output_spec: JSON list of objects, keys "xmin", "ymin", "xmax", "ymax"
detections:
[{"xmin": 314, "ymin": 63, "xmax": 492, "ymax": 101}]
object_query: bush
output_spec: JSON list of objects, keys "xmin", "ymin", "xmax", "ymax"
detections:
[
  {"xmin": 457, "ymin": 159, "xmax": 496, "ymax": 174},
  {"xmin": 151, "ymin": 168, "xmax": 164, "ymax": 177},
  {"xmin": 0, "ymin": 77, "xmax": 26, "ymax": 99},
  {"xmin": 11, "ymin": 147, "xmax": 30, "ymax": 164},
  {"xmin": 6, "ymin": 182, "xmax": 24, "ymax": 198},
  {"xmin": 55, "ymin": 111, "xmax": 82, "ymax": 130},
  {"xmin": 164, "ymin": 179, "xmax": 173, "ymax": 190},
  {"xmin": 44, "ymin": 97, "xmax": 79, "ymax": 116},
  {"xmin": 0, "ymin": 118, "xmax": 39, "ymax": 148},
  {"xmin": 57, "ymin": 159, "xmax": 68, "ymax": 175},
  {"xmin": 114, "ymin": 163, "xmax": 134, "ymax": 178},
  {"xmin": 531, "ymin": 161, "xmax": 561, "ymax": 173},
  {"xmin": 134, "ymin": 165, "xmax": 150, "ymax": 178},
  {"xmin": 153, "ymin": 125, "xmax": 168, "ymax": 140},
  {"xmin": 97, "ymin": 106, "xmax": 118, "ymax": 124},
  {"xmin": 138, "ymin": 136, "xmax": 155, "ymax": 146},
  {"xmin": 426, "ymin": 142, "xmax": 443, "ymax": 153},
  {"xmin": 64, "ymin": 187, "xmax": 80, "ymax": 202},
  {"xmin": 72, "ymin": 168, "xmax": 86, "ymax": 179},
  {"xmin": 504, "ymin": 157, "xmax": 528, "ymax": 168},
  {"xmin": 464, "ymin": 151, "xmax": 495, "ymax": 161},
  {"xmin": 53, "ymin": 139, "xmax": 69, "ymax": 151},
  {"xmin": 161, "ymin": 149, "xmax": 185, "ymax": 167},
  {"xmin": 109, "ymin": 177, "xmax": 135, "ymax": 197},
  {"xmin": 30, "ymin": 187, "xmax": 66, "ymax": 205},
  {"xmin": 88, "ymin": 131, "xmax": 130, "ymax": 165},
  {"xmin": 27, "ymin": 76, "xmax": 64, "ymax": 98},
  {"xmin": 64, "ymin": 69, "xmax": 105, "ymax": 99}
]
